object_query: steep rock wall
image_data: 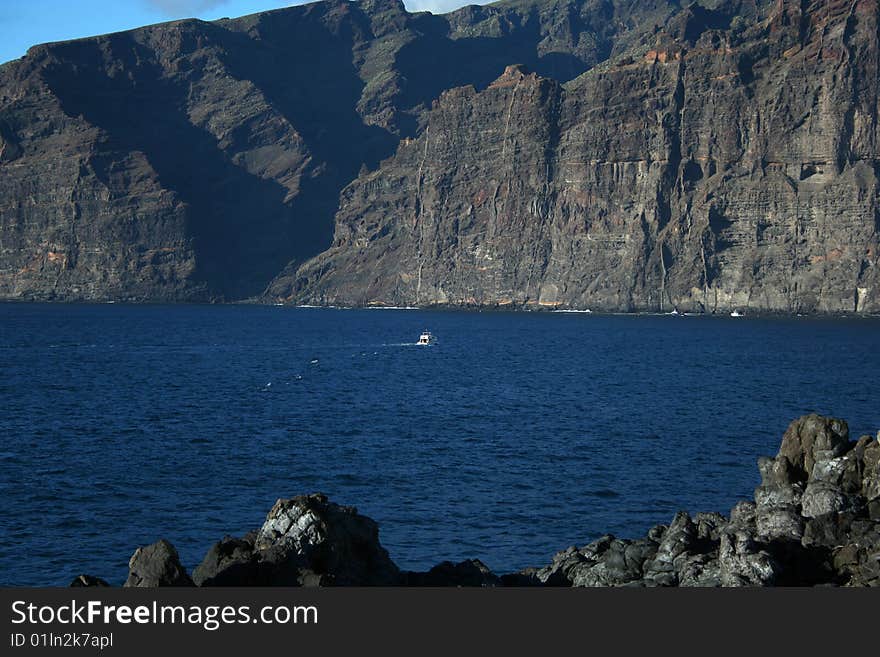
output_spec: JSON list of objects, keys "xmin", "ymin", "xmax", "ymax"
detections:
[{"xmin": 285, "ymin": 0, "xmax": 880, "ymax": 313}]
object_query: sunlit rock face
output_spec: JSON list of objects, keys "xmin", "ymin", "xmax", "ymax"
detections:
[
  {"xmin": 283, "ymin": 0, "xmax": 880, "ymax": 314},
  {"xmin": 0, "ymin": 0, "xmax": 655, "ymax": 302},
  {"xmin": 2, "ymin": 0, "xmax": 878, "ymax": 312}
]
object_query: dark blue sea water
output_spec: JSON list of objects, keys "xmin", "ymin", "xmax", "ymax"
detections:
[{"xmin": 1, "ymin": 304, "xmax": 878, "ymax": 586}]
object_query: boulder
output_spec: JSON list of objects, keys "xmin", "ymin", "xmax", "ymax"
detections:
[
  {"xmin": 801, "ymin": 451, "xmax": 863, "ymax": 518},
  {"xmin": 70, "ymin": 574, "xmax": 109, "ymax": 587},
  {"xmin": 717, "ymin": 531, "xmax": 778, "ymax": 587},
  {"xmin": 836, "ymin": 546, "xmax": 880, "ymax": 587},
  {"xmin": 754, "ymin": 452, "xmax": 805, "ymax": 540},
  {"xmin": 802, "ymin": 512, "xmax": 858, "ymax": 548},
  {"xmin": 535, "ymin": 546, "xmax": 589, "ymax": 586},
  {"xmin": 643, "ymin": 512, "xmax": 700, "ymax": 586},
  {"xmin": 252, "ymin": 493, "xmax": 400, "ymax": 586},
  {"xmin": 192, "ymin": 495, "xmax": 401, "ymax": 586},
  {"xmin": 755, "ymin": 504, "xmax": 805, "ymax": 542},
  {"xmin": 562, "ymin": 535, "xmax": 617, "ymax": 586},
  {"xmin": 695, "ymin": 512, "xmax": 728, "ymax": 542},
  {"xmin": 729, "ymin": 501, "xmax": 757, "ymax": 533},
  {"xmin": 124, "ymin": 539, "xmax": 194, "ymax": 587},
  {"xmin": 192, "ymin": 535, "xmax": 272, "ymax": 586},
  {"xmin": 404, "ymin": 559, "xmax": 501, "ymax": 587},
  {"xmin": 676, "ymin": 553, "xmax": 723, "ymax": 587},
  {"xmin": 499, "ymin": 568, "xmax": 543, "ymax": 586},
  {"xmin": 858, "ymin": 436, "xmax": 880, "ymax": 503},
  {"xmin": 575, "ymin": 538, "xmax": 658, "ymax": 587},
  {"xmin": 778, "ymin": 415, "xmax": 850, "ymax": 482},
  {"xmin": 801, "ymin": 484, "xmax": 851, "ymax": 519}
]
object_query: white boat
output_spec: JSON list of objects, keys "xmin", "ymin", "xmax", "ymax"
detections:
[
  {"xmin": 417, "ymin": 330, "xmax": 435, "ymax": 345},
  {"xmin": 730, "ymin": 310, "xmax": 743, "ymax": 317}
]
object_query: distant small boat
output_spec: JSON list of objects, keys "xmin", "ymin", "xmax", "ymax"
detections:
[
  {"xmin": 730, "ymin": 310, "xmax": 743, "ymax": 317},
  {"xmin": 417, "ymin": 330, "xmax": 436, "ymax": 346}
]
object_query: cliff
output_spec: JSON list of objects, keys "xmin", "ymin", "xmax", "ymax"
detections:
[
  {"xmin": 1, "ymin": 0, "xmax": 878, "ymax": 312},
  {"xmin": 0, "ymin": 0, "xmax": 679, "ymax": 302},
  {"xmin": 284, "ymin": 0, "xmax": 880, "ymax": 313}
]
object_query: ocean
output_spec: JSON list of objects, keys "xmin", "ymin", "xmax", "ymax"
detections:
[{"xmin": 1, "ymin": 303, "xmax": 878, "ymax": 585}]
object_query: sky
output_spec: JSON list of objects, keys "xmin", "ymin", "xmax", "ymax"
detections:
[{"xmin": 0, "ymin": 0, "xmax": 489, "ymax": 65}]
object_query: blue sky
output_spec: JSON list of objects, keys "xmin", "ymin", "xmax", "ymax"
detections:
[{"xmin": 0, "ymin": 0, "xmax": 488, "ymax": 65}]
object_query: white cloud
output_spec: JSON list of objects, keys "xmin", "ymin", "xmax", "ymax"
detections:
[
  {"xmin": 144, "ymin": 0, "xmax": 230, "ymax": 16},
  {"xmin": 403, "ymin": 1, "xmax": 490, "ymax": 13},
  {"xmin": 143, "ymin": 1, "xmax": 491, "ymax": 19}
]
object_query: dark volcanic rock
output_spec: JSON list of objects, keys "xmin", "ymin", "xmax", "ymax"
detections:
[
  {"xmin": 532, "ymin": 533, "xmax": 659, "ymax": 587},
  {"xmin": 643, "ymin": 512, "xmax": 702, "ymax": 586},
  {"xmin": 534, "ymin": 544, "xmax": 593, "ymax": 586},
  {"xmin": 576, "ymin": 537, "xmax": 659, "ymax": 586},
  {"xmin": 124, "ymin": 539, "xmax": 194, "ymax": 587},
  {"xmin": 778, "ymin": 414, "xmax": 851, "ymax": 481},
  {"xmin": 70, "ymin": 574, "xmax": 109, "ymax": 587},
  {"xmin": 716, "ymin": 531, "xmax": 778, "ymax": 587},
  {"xmin": 254, "ymin": 493, "xmax": 401, "ymax": 586},
  {"xmin": 518, "ymin": 414, "xmax": 879, "ymax": 587},
  {"xmin": 194, "ymin": 493, "xmax": 400, "ymax": 586},
  {"xmin": 404, "ymin": 559, "xmax": 501, "ymax": 587},
  {"xmin": 286, "ymin": 0, "xmax": 880, "ymax": 314},
  {"xmin": 4, "ymin": 0, "xmax": 877, "ymax": 312},
  {"xmin": 499, "ymin": 568, "xmax": 544, "ymax": 586},
  {"xmin": 0, "ymin": 0, "xmax": 671, "ymax": 303},
  {"xmin": 192, "ymin": 534, "xmax": 266, "ymax": 586},
  {"xmin": 754, "ymin": 454, "xmax": 806, "ymax": 540}
]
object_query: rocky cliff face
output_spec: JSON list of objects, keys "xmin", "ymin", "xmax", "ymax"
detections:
[
  {"xmin": 0, "ymin": 0, "xmax": 676, "ymax": 302},
  {"xmin": 283, "ymin": 0, "xmax": 880, "ymax": 313},
  {"xmin": 2, "ymin": 0, "xmax": 878, "ymax": 311}
]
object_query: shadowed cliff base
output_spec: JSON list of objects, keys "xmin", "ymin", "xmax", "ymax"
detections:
[{"xmin": 74, "ymin": 414, "xmax": 880, "ymax": 587}]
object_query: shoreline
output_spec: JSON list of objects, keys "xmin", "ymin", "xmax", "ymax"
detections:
[
  {"xmin": 1, "ymin": 298, "xmax": 879, "ymax": 321},
  {"xmin": 71, "ymin": 414, "xmax": 879, "ymax": 588}
]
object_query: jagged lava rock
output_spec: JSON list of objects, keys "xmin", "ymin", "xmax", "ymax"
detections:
[
  {"xmin": 124, "ymin": 539, "xmax": 194, "ymax": 587},
  {"xmin": 403, "ymin": 559, "xmax": 502, "ymax": 587},
  {"xmin": 70, "ymin": 574, "xmax": 109, "ymax": 587},
  {"xmin": 192, "ymin": 534, "xmax": 267, "ymax": 586},
  {"xmin": 193, "ymin": 493, "xmax": 400, "ymax": 586},
  {"xmin": 527, "ymin": 414, "xmax": 878, "ymax": 587}
]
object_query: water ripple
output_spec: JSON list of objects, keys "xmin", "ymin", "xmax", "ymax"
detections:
[{"xmin": 0, "ymin": 304, "xmax": 878, "ymax": 585}]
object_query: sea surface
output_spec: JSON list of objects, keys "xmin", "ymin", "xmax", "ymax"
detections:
[{"xmin": 1, "ymin": 304, "xmax": 878, "ymax": 586}]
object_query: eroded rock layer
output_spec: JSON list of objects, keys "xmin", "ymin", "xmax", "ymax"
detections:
[
  {"xmin": 1, "ymin": 0, "xmax": 683, "ymax": 302},
  {"xmin": 285, "ymin": 0, "xmax": 880, "ymax": 313},
  {"xmin": 3, "ymin": 0, "xmax": 877, "ymax": 311}
]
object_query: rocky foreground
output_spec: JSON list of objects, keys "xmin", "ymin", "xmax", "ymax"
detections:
[{"xmin": 74, "ymin": 414, "xmax": 880, "ymax": 588}]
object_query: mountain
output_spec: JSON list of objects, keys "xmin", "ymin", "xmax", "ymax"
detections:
[{"xmin": 1, "ymin": 0, "xmax": 878, "ymax": 313}]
